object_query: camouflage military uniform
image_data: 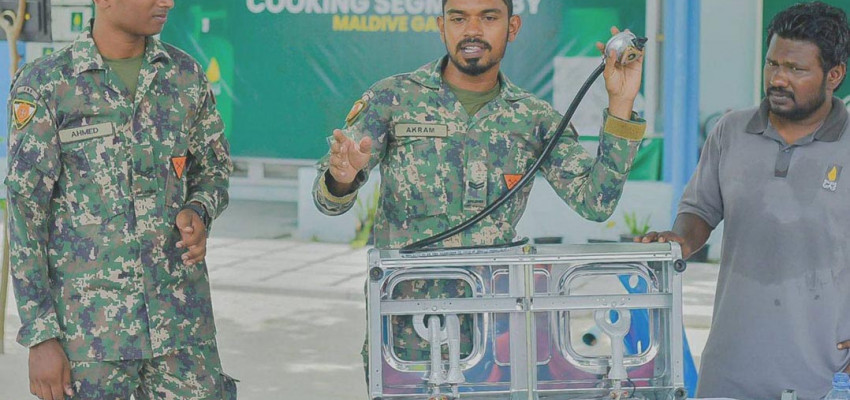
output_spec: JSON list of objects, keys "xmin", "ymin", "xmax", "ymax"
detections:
[
  {"xmin": 312, "ymin": 58, "xmax": 645, "ymax": 363},
  {"xmin": 70, "ymin": 339, "xmax": 237, "ymax": 399},
  {"xmin": 6, "ymin": 25, "xmax": 235, "ymax": 397}
]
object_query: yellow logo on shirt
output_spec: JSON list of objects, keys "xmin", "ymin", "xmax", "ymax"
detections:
[{"xmin": 822, "ymin": 165, "xmax": 842, "ymax": 192}]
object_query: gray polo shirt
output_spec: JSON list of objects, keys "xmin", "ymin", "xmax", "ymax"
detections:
[{"xmin": 680, "ymin": 97, "xmax": 850, "ymax": 400}]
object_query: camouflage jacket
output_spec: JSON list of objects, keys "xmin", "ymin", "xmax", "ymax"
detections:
[
  {"xmin": 5, "ymin": 26, "xmax": 232, "ymax": 361},
  {"xmin": 314, "ymin": 57, "xmax": 645, "ymax": 249}
]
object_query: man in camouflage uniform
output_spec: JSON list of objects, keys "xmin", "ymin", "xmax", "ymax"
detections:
[
  {"xmin": 312, "ymin": 0, "xmax": 647, "ymax": 374},
  {"xmin": 6, "ymin": 0, "xmax": 234, "ymax": 399}
]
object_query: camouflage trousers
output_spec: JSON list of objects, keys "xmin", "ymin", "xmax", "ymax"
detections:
[{"xmin": 68, "ymin": 339, "xmax": 237, "ymax": 400}]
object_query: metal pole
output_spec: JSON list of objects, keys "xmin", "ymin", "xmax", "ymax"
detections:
[
  {"xmin": 662, "ymin": 0, "xmax": 701, "ymax": 221},
  {"xmin": 0, "ymin": 0, "xmax": 27, "ymax": 354}
]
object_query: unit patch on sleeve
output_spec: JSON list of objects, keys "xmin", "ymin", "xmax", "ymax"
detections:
[
  {"xmin": 12, "ymin": 99, "xmax": 37, "ymax": 130},
  {"xmin": 345, "ymin": 100, "xmax": 367, "ymax": 126}
]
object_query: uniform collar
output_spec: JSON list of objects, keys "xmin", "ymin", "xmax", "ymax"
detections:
[
  {"xmin": 72, "ymin": 21, "xmax": 171, "ymax": 76},
  {"xmin": 408, "ymin": 56, "xmax": 531, "ymax": 102},
  {"xmin": 745, "ymin": 96, "xmax": 848, "ymax": 142}
]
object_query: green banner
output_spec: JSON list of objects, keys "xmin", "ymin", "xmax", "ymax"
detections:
[{"xmin": 161, "ymin": 1, "xmax": 646, "ymax": 160}]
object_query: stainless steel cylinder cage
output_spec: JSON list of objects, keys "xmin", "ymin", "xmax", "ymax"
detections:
[{"xmin": 367, "ymin": 243, "xmax": 687, "ymax": 400}]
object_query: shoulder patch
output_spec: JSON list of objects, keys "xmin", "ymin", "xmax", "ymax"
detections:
[
  {"xmin": 345, "ymin": 91, "xmax": 376, "ymax": 126},
  {"xmin": 15, "ymin": 85, "xmax": 39, "ymax": 99},
  {"xmin": 345, "ymin": 99, "xmax": 367, "ymax": 126},
  {"xmin": 12, "ymin": 99, "xmax": 37, "ymax": 130}
]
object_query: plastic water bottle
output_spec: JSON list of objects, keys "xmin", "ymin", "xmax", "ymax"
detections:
[{"xmin": 824, "ymin": 373, "xmax": 850, "ymax": 400}]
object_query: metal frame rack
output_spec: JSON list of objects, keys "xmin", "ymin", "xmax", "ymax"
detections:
[{"xmin": 367, "ymin": 243, "xmax": 688, "ymax": 400}]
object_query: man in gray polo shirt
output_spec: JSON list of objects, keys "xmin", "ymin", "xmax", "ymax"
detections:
[{"xmin": 639, "ymin": 2, "xmax": 850, "ymax": 399}]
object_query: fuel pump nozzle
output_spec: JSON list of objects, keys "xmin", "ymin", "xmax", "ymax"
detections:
[{"xmin": 604, "ymin": 31, "xmax": 648, "ymax": 66}]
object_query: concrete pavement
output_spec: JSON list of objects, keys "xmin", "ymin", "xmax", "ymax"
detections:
[{"xmin": 0, "ymin": 200, "xmax": 719, "ymax": 399}]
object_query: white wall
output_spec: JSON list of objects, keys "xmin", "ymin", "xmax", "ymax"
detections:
[{"xmin": 699, "ymin": 0, "xmax": 761, "ymax": 124}]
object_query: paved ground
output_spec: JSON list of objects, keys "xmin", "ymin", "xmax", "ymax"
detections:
[{"xmin": 0, "ymin": 200, "xmax": 719, "ymax": 399}]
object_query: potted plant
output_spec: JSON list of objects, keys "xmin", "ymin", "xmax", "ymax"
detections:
[{"xmin": 620, "ymin": 211, "xmax": 651, "ymax": 242}]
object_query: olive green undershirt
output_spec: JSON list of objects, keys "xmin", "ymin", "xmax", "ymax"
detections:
[
  {"xmin": 103, "ymin": 54, "xmax": 144, "ymax": 98},
  {"xmin": 447, "ymin": 81, "xmax": 501, "ymax": 117}
]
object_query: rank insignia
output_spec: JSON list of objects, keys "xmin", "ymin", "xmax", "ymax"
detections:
[
  {"xmin": 503, "ymin": 174, "xmax": 523, "ymax": 190},
  {"xmin": 171, "ymin": 156, "xmax": 188, "ymax": 180}
]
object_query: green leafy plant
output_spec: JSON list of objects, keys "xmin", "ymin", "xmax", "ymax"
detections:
[{"xmin": 623, "ymin": 211, "xmax": 651, "ymax": 236}]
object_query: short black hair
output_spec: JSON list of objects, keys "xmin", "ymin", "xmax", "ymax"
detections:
[
  {"xmin": 442, "ymin": 0, "xmax": 513, "ymax": 17},
  {"xmin": 767, "ymin": 1, "xmax": 850, "ymax": 88}
]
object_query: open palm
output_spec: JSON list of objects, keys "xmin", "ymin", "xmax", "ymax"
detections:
[{"xmin": 329, "ymin": 129, "xmax": 372, "ymax": 184}]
